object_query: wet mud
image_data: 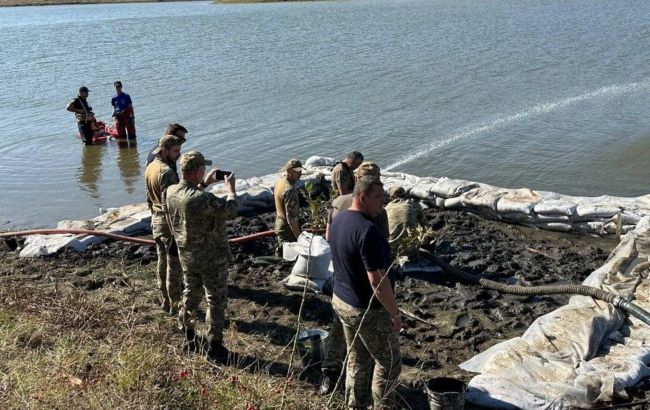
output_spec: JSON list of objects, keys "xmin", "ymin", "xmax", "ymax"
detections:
[{"xmin": 2, "ymin": 206, "xmax": 627, "ymax": 408}]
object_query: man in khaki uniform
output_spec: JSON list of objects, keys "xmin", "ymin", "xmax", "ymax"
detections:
[
  {"xmin": 144, "ymin": 135, "xmax": 182, "ymax": 314},
  {"xmin": 320, "ymin": 161, "xmax": 389, "ymax": 395},
  {"xmin": 331, "ymin": 151, "xmax": 364, "ymax": 196},
  {"xmin": 165, "ymin": 151, "xmax": 239, "ymax": 361},
  {"xmin": 274, "ymin": 159, "xmax": 304, "ymax": 249},
  {"xmin": 385, "ymin": 186, "xmax": 427, "ymax": 243}
]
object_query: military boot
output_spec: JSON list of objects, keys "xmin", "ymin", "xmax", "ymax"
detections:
[
  {"xmin": 207, "ymin": 341, "xmax": 230, "ymax": 364},
  {"xmin": 319, "ymin": 369, "xmax": 340, "ymax": 396}
]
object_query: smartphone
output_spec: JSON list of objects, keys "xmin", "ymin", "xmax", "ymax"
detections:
[{"xmin": 213, "ymin": 169, "xmax": 232, "ymax": 180}]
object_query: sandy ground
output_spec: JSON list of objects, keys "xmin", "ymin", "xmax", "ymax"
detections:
[{"xmin": 4, "ymin": 204, "xmax": 641, "ymax": 408}]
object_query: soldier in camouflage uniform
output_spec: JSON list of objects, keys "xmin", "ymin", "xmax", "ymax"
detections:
[
  {"xmin": 144, "ymin": 135, "xmax": 183, "ymax": 314},
  {"xmin": 385, "ymin": 186, "xmax": 427, "ymax": 243},
  {"xmin": 331, "ymin": 151, "xmax": 364, "ymax": 196},
  {"xmin": 329, "ymin": 177, "xmax": 402, "ymax": 409},
  {"xmin": 274, "ymin": 159, "xmax": 304, "ymax": 250},
  {"xmin": 165, "ymin": 151, "xmax": 239, "ymax": 361}
]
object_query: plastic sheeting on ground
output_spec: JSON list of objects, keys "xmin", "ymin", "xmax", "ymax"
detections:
[
  {"xmin": 459, "ymin": 216, "xmax": 650, "ymax": 409},
  {"xmin": 19, "ymin": 203, "xmax": 151, "ymax": 257}
]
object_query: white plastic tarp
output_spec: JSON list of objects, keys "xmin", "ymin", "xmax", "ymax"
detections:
[{"xmin": 460, "ymin": 217, "xmax": 650, "ymax": 409}]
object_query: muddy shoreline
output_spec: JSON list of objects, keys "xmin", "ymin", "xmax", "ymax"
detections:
[{"xmin": 3, "ymin": 203, "xmax": 637, "ymax": 408}]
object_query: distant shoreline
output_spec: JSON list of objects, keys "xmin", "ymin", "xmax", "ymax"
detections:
[{"xmin": 0, "ymin": 0, "xmax": 308, "ymax": 7}]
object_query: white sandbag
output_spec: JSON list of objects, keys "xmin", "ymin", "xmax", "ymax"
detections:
[
  {"xmin": 499, "ymin": 212, "xmax": 537, "ymax": 223},
  {"xmin": 534, "ymin": 200, "xmax": 577, "ymax": 216},
  {"xmin": 443, "ymin": 196, "xmax": 465, "ymax": 209},
  {"xmin": 431, "ymin": 177, "xmax": 480, "ymax": 198},
  {"xmin": 576, "ymin": 204, "xmax": 622, "ymax": 219},
  {"xmin": 603, "ymin": 222, "xmax": 637, "ymax": 235},
  {"xmin": 409, "ymin": 184, "xmax": 436, "ymax": 200},
  {"xmin": 536, "ymin": 222, "xmax": 574, "ymax": 232},
  {"xmin": 573, "ymin": 221, "xmax": 606, "ymax": 235},
  {"xmin": 284, "ymin": 232, "xmax": 333, "ymax": 281},
  {"xmin": 239, "ymin": 187, "xmax": 274, "ymax": 205},
  {"xmin": 618, "ymin": 212, "xmax": 642, "ymax": 225},
  {"xmin": 495, "ymin": 189, "xmax": 540, "ymax": 214},
  {"xmin": 281, "ymin": 274, "xmax": 331, "ymax": 293},
  {"xmin": 434, "ymin": 196, "xmax": 445, "ymax": 208},
  {"xmin": 461, "ymin": 187, "xmax": 504, "ymax": 211},
  {"xmin": 304, "ymin": 156, "xmax": 335, "ymax": 167},
  {"xmin": 534, "ymin": 214, "xmax": 571, "ymax": 222},
  {"xmin": 108, "ymin": 217, "xmax": 150, "ymax": 234}
]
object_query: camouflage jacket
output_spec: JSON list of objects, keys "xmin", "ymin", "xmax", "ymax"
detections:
[
  {"xmin": 385, "ymin": 198, "xmax": 426, "ymax": 240},
  {"xmin": 165, "ymin": 181, "xmax": 239, "ymax": 261},
  {"xmin": 273, "ymin": 176, "xmax": 300, "ymax": 226},
  {"xmin": 144, "ymin": 157, "xmax": 179, "ymax": 213},
  {"xmin": 331, "ymin": 162, "xmax": 355, "ymax": 195}
]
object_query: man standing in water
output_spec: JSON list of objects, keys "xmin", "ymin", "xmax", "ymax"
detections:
[
  {"xmin": 329, "ymin": 176, "xmax": 402, "ymax": 409},
  {"xmin": 166, "ymin": 151, "xmax": 239, "ymax": 362},
  {"xmin": 331, "ymin": 151, "xmax": 364, "ymax": 196},
  {"xmin": 274, "ymin": 159, "xmax": 305, "ymax": 251},
  {"xmin": 144, "ymin": 135, "xmax": 183, "ymax": 315},
  {"xmin": 66, "ymin": 86, "xmax": 94, "ymax": 145},
  {"xmin": 111, "ymin": 81, "xmax": 136, "ymax": 140}
]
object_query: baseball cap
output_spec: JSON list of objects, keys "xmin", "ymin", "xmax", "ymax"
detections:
[
  {"xmin": 356, "ymin": 161, "xmax": 381, "ymax": 178},
  {"xmin": 388, "ymin": 186, "xmax": 406, "ymax": 198},
  {"xmin": 281, "ymin": 159, "xmax": 305, "ymax": 172},
  {"xmin": 180, "ymin": 150, "xmax": 213, "ymax": 172},
  {"xmin": 79, "ymin": 86, "xmax": 90, "ymax": 93},
  {"xmin": 152, "ymin": 135, "xmax": 182, "ymax": 155}
]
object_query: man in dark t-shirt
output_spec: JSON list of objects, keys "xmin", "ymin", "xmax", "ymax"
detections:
[
  {"xmin": 329, "ymin": 176, "xmax": 402, "ymax": 409},
  {"xmin": 66, "ymin": 86, "xmax": 94, "ymax": 145}
]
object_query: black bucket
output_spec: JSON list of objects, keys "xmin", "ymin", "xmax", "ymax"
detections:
[
  {"xmin": 297, "ymin": 329, "xmax": 328, "ymax": 369},
  {"xmin": 425, "ymin": 377, "xmax": 465, "ymax": 410}
]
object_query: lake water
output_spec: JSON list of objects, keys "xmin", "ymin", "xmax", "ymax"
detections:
[{"xmin": 1, "ymin": 0, "xmax": 649, "ymax": 228}]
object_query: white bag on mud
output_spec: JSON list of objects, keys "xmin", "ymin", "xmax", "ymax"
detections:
[{"xmin": 281, "ymin": 232, "xmax": 333, "ymax": 292}]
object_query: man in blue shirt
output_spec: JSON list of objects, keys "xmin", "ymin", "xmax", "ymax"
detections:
[
  {"xmin": 111, "ymin": 81, "xmax": 136, "ymax": 140},
  {"xmin": 329, "ymin": 176, "xmax": 402, "ymax": 409}
]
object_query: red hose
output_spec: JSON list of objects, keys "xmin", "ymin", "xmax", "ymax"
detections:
[{"xmin": 0, "ymin": 228, "xmax": 277, "ymax": 246}]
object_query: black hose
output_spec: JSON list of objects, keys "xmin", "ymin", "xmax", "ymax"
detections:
[{"xmin": 418, "ymin": 248, "xmax": 650, "ymax": 327}]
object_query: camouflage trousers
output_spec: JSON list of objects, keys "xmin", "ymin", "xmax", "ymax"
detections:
[
  {"xmin": 274, "ymin": 217, "xmax": 297, "ymax": 255},
  {"xmin": 332, "ymin": 296, "xmax": 402, "ymax": 410},
  {"xmin": 177, "ymin": 252, "xmax": 229, "ymax": 344},
  {"xmin": 152, "ymin": 212, "xmax": 182, "ymax": 313}
]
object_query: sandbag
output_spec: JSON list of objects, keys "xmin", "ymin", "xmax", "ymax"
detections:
[
  {"xmin": 431, "ymin": 177, "xmax": 480, "ymax": 198},
  {"xmin": 535, "ymin": 222, "xmax": 574, "ymax": 232},
  {"xmin": 283, "ymin": 233, "xmax": 333, "ymax": 281},
  {"xmin": 461, "ymin": 187, "xmax": 504, "ymax": 211},
  {"xmin": 576, "ymin": 204, "xmax": 622, "ymax": 219},
  {"xmin": 409, "ymin": 184, "xmax": 437, "ymax": 200},
  {"xmin": 534, "ymin": 200, "xmax": 577, "ymax": 216},
  {"xmin": 495, "ymin": 189, "xmax": 540, "ymax": 214},
  {"xmin": 304, "ymin": 156, "xmax": 335, "ymax": 167}
]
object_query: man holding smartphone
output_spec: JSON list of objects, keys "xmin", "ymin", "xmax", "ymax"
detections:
[{"xmin": 165, "ymin": 151, "xmax": 239, "ymax": 362}]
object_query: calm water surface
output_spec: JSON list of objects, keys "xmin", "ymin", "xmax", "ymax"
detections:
[{"xmin": 0, "ymin": 0, "xmax": 649, "ymax": 227}]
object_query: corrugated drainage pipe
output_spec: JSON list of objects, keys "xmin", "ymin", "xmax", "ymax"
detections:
[{"xmin": 419, "ymin": 248, "xmax": 650, "ymax": 327}]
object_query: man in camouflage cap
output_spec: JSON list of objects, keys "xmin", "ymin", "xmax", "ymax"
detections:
[
  {"xmin": 165, "ymin": 150, "xmax": 239, "ymax": 362},
  {"xmin": 273, "ymin": 159, "xmax": 304, "ymax": 251},
  {"xmin": 144, "ymin": 135, "xmax": 183, "ymax": 315},
  {"xmin": 331, "ymin": 151, "xmax": 364, "ymax": 196},
  {"xmin": 320, "ymin": 161, "xmax": 389, "ymax": 396}
]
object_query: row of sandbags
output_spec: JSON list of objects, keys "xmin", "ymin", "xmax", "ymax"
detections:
[
  {"xmin": 17, "ymin": 157, "xmax": 650, "ymax": 256},
  {"xmin": 211, "ymin": 155, "xmax": 650, "ymax": 237}
]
